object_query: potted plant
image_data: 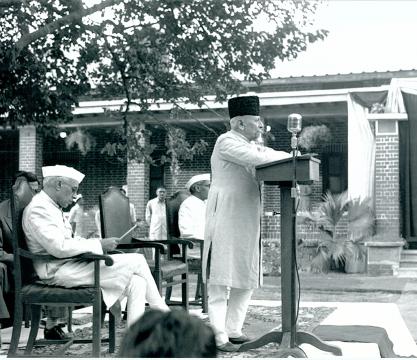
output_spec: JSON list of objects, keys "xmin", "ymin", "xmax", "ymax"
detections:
[
  {"xmin": 299, "ymin": 190, "xmax": 374, "ymax": 273},
  {"xmin": 344, "ymin": 196, "xmax": 374, "ymax": 273}
]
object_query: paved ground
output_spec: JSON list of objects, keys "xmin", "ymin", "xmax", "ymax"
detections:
[
  {"xmin": 258, "ymin": 272, "xmax": 417, "ymax": 342},
  {"xmin": 2, "ymin": 271, "xmax": 417, "ymax": 357}
]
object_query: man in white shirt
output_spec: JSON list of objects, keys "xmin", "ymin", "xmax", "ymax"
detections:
[
  {"xmin": 145, "ymin": 187, "xmax": 167, "ymax": 240},
  {"xmin": 23, "ymin": 165, "xmax": 169, "ymax": 328},
  {"xmin": 68, "ymin": 194, "xmax": 87, "ymax": 237},
  {"xmin": 178, "ymin": 174, "xmax": 210, "ymax": 259}
]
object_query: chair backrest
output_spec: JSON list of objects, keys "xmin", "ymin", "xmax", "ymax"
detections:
[
  {"xmin": 10, "ymin": 177, "xmax": 36, "ymax": 287},
  {"xmin": 166, "ymin": 190, "xmax": 190, "ymax": 239},
  {"xmin": 99, "ymin": 186, "xmax": 133, "ymax": 244}
]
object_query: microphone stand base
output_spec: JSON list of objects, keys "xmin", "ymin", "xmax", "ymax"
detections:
[{"xmin": 238, "ymin": 330, "xmax": 342, "ymax": 357}]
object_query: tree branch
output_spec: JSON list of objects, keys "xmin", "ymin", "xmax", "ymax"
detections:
[
  {"xmin": 0, "ymin": 0, "xmax": 22, "ymax": 7},
  {"xmin": 15, "ymin": 0, "xmax": 124, "ymax": 52}
]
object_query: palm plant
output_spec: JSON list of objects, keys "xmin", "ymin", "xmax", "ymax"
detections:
[{"xmin": 300, "ymin": 190, "xmax": 374, "ymax": 273}]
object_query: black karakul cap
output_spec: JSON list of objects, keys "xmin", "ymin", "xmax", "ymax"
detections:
[{"xmin": 228, "ymin": 96, "xmax": 260, "ymax": 119}]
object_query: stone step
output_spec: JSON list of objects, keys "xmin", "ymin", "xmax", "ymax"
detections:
[
  {"xmin": 400, "ymin": 260, "xmax": 417, "ymax": 268},
  {"xmin": 401, "ymin": 250, "xmax": 417, "ymax": 261}
]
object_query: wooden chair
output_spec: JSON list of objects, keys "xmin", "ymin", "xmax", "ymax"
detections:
[
  {"xmin": 8, "ymin": 178, "xmax": 116, "ymax": 357},
  {"xmin": 166, "ymin": 191, "xmax": 208, "ymax": 313},
  {"xmin": 99, "ymin": 186, "xmax": 192, "ymax": 310}
]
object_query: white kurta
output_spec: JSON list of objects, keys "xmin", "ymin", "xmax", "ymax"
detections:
[
  {"xmin": 203, "ymin": 130, "xmax": 291, "ymax": 289},
  {"xmin": 178, "ymin": 195, "xmax": 206, "ymax": 258},
  {"xmin": 145, "ymin": 198, "xmax": 167, "ymax": 240},
  {"xmin": 23, "ymin": 191, "xmax": 134, "ymax": 308}
]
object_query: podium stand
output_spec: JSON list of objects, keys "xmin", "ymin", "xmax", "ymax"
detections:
[{"xmin": 239, "ymin": 154, "xmax": 342, "ymax": 357}]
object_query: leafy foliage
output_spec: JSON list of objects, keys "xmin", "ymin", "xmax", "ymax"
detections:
[
  {"xmin": 298, "ymin": 125, "xmax": 332, "ymax": 152},
  {"xmin": 65, "ymin": 128, "xmax": 96, "ymax": 155},
  {"xmin": 1, "ymin": 0, "xmax": 328, "ymax": 169},
  {"xmin": 300, "ymin": 190, "xmax": 374, "ymax": 273}
]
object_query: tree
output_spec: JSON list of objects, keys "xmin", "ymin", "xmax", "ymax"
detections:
[{"xmin": 0, "ymin": 0, "xmax": 328, "ymax": 167}]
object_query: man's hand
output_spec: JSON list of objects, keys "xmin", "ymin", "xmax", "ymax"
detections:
[{"xmin": 100, "ymin": 237, "xmax": 119, "ymax": 252}]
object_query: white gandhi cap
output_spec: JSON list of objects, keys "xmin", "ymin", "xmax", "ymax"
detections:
[
  {"xmin": 185, "ymin": 173, "xmax": 210, "ymax": 191},
  {"xmin": 42, "ymin": 165, "xmax": 85, "ymax": 184}
]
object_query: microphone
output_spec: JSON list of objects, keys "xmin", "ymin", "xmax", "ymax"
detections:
[
  {"xmin": 287, "ymin": 113, "xmax": 302, "ymax": 134},
  {"xmin": 287, "ymin": 114, "xmax": 302, "ymax": 150}
]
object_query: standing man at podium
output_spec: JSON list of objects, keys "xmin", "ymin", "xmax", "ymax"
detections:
[{"xmin": 203, "ymin": 95, "xmax": 293, "ymax": 352}]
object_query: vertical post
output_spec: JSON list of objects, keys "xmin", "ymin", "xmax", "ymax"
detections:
[{"xmin": 280, "ymin": 182, "xmax": 297, "ymax": 346}]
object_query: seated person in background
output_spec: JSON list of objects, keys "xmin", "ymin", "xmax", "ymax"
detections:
[
  {"xmin": 178, "ymin": 174, "xmax": 210, "ymax": 259},
  {"xmin": 119, "ymin": 309, "xmax": 217, "ymax": 358},
  {"xmin": 23, "ymin": 165, "xmax": 169, "ymax": 329},
  {"xmin": 0, "ymin": 170, "xmax": 68, "ymax": 339}
]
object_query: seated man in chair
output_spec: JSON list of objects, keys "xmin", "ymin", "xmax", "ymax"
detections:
[
  {"xmin": 0, "ymin": 170, "xmax": 68, "ymax": 339},
  {"xmin": 23, "ymin": 165, "xmax": 169, "ymax": 328},
  {"xmin": 178, "ymin": 174, "xmax": 210, "ymax": 260}
]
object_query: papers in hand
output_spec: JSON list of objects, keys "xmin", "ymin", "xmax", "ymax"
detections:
[{"xmin": 118, "ymin": 224, "xmax": 138, "ymax": 242}]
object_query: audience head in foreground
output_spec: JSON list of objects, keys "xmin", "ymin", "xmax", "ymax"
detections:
[{"xmin": 119, "ymin": 309, "xmax": 217, "ymax": 358}]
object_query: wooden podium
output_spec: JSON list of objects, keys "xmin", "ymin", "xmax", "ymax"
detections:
[{"xmin": 239, "ymin": 154, "xmax": 342, "ymax": 357}]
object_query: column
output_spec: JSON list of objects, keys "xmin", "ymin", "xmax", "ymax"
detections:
[
  {"xmin": 366, "ymin": 114, "xmax": 404, "ymax": 276},
  {"xmin": 19, "ymin": 125, "xmax": 43, "ymax": 180},
  {"xmin": 127, "ymin": 123, "xmax": 150, "ymax": 236}
]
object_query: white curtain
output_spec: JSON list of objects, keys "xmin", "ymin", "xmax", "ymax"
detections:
[{"xmin": 347, "ymin": 94, "xmax": 375, "ymax": 201}]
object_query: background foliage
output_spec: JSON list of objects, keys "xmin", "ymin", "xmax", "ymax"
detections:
[{"xmin": 0, "ymin": 0, "xmax": 328, "ymax": 166}]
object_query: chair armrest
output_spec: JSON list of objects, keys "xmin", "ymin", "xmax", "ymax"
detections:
[
  {"xmin": 19, "ymin": 249, "xmax": 114, "ymax": 266},
  {"xmin": 181, "ymin": 238, "xmax": 204, "ymax": 246},
  {"xmin": 157, "ymin": 238, "xmax": 194, "ymax": 249},
  {"xmin": 79, "ymin": 253, "xmax": 114, "ymax": 266},
  {"xmin": 126, "ymin": 239, "xmax": 166, "ymax": 254}
]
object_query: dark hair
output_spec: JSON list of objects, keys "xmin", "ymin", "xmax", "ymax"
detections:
[
  {"xmin": 13, "ymin": 171, "xmax": 39, "ymax": 184},
  {"xmin": 119, "ymin": 309, "xmax": 217, "ymax": 358}
]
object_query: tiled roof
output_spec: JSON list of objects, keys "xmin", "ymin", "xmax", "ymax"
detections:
[{"xmin": 244, "ymin": 69, "xmax": 417, "ymax": 93}]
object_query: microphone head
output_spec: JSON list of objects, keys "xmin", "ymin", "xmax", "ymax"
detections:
[{"xmin": 287, "ymin": 113, "xmax": 302, "ymax": 134}]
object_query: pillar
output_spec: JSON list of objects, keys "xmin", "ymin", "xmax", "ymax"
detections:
[
  {"xmin": 374, "ymin": 117, "xmax": 400, "ymax": 236},
  {"xmin": 127, "ymin": 123, "xmax": 150, "ymax": 236},
  {"xmin": 366, "ymin": 114, "xmax": 404, "ymax": 276},
  {"xmin": 19, "ymin": 125, "xmax": 43, "ymax": 180}
]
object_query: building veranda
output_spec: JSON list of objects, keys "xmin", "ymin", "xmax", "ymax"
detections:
[{"xmin": 2, "ymin": 69, "xmax": 417, "ymax": 277}]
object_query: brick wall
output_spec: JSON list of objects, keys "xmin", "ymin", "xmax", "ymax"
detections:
[
  {"xmin": 19, "ymin": 126, "xmax": 43, "ymax": 179},
  {"xmin": 0, "ymin": 130, "xmax": 19, "ymax": 201},
  {"xmin": 43, "ymin": 127, "xmax": 127, "ymax": 210},
  {"xmin": 162, "ymin": 129, "xmax": 217, "ymax": 195},
  {"xmin": 374, "ymin": 132, "xmax": 400, "ymax": 235},
  {"xmin": 261, "ymin": 118, "xmax": 347, "ymax": 242}
]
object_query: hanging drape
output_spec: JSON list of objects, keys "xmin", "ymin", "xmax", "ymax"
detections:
[
  {"xmin": 385, "ymin": 78, "xmax": 417, "ymax": 242},
  {"xmin": 399, "ymin": 90, "xmax": 417, "ymax": 241},
  {"xmin": 386, "ymin": 78, "xmax": 417, "ymax": 112},
  {"xmin": 347, "ymin": 94, "xmax": 376, "ymax": 201}
]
